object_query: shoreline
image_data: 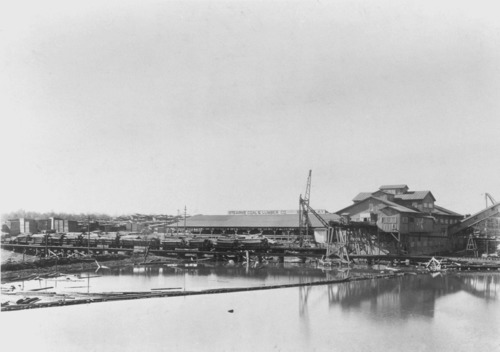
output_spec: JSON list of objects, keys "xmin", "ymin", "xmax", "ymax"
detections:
[
  {"xmin": 3, "ymin": 250, "xmax": 500, "ymax": 284},
  {"xmin": 1, "ymin": 253, "xmax": 164, "ymax": 283},
  {"xmin": 2, "ymin": 250, "xmax": 500, "ymax": 312}
]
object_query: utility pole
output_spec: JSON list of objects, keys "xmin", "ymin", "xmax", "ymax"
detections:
[
  {"xmin": 45, "ymin": 231, "xmax": 48, "ymax": 258},
  {"xmin": 176, "ymin": 210, "xmax": 179, "ymax": 236},
  {"xmin": 184, "ymin": 205, "xmax": 187, "ymax": 234},
  {"xmin": 87, "ymin": 216, "xmax": 90, "ymax": 256},
  {"xmin": 164, "ymin": 212, "xmax": 167, "ymax": 240}
]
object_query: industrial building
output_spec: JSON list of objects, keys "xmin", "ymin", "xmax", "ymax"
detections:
[
  {"xmin": 3, "ymin": 217, "xmax": 78, "ymax": 235},
  {"xmin": 50, "ymin": 218, "xmax": 78, "ymax": 233},
  {"xmin": 2, "ymin": 181, "xmax": 497, "ymax": 256},
  {"xmin": 335, "ymin": 184, "xmax": 465, "ymax": 254},
  {"xmin": 5, "ymin": 218, "xmax": 38, "ymax": 235},
  {"xmin": 163, "ymin": 185, "xmax": 476, "ymax": 255},
  {"xmin": 164, "ymin": 185, "xmax": 471, "ymax": 255},
  {"xmin": 167, "ymin": 210, "xmax": 340, "ymax": 241}
]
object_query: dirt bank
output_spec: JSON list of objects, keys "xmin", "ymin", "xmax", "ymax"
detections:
[{"xmin": 1, "ymin": 253, "xmax": 173, "ymax": 283}]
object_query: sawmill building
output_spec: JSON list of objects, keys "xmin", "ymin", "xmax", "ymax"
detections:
[{"xmin": 335, "ymin": 185, "xmax": 464, "ymax": 254}]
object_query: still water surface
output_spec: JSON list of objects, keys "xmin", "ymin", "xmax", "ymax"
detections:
[{"xmin": 1, "ymin": 263, "xmax": 499, "ymax": 352}]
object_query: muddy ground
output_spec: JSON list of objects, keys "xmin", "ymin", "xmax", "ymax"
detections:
[{"xmin": 0, "ymin": 253, "xmax": 174, "ymax": 283}]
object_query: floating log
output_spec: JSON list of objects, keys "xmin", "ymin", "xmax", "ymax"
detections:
[
  {"xmin": 25, "ymin": 297, "xmax": 41, "ymax": 304},
  {"xmin": 384, "ymin": 266, "xmax": 401, "ymax": 272},
  {"xmin": 29, "ymin": 287, "xmax": 54, "ymax": 291}
]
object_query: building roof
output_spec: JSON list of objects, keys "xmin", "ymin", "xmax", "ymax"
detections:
[
  {"xmin": 379, "ymin": 185, "xmax": 408, "ymax": 190},
  {"xmin": 168, "ymin": 213, "xmax": 341, "ymax": 229},
  {"xmin": 394, "ymin": 191, "xmax": 436, "ymax": 201},
  {"xmin": 380, "ymin": 205, "xmax": 419, "ymax": 215},
  {"xmin": 376, "ymin": 198, "xmax": 420, "ymax": 213},
  {"xmin": 432, "ymin": 205, "xmax": 463, "ymax": 217},
  {"xmin": 336, "ymin": 196, "xmax": 419, "ymax": 215},
  {"xmin": 352, "ymin": 192, "xmax": 373, "ymax": 202},
  {"xmin": 353, "ymin": 190, "xmax": 392, "ymax": 202},
  {"xmin": 340, "ymin": 185, "xmax": 463, "ymax": 220}
]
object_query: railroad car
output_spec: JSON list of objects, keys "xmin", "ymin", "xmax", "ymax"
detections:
[
  {"xmin": 214, "ymin": 236, "xmax": 269, "ymax": 252},
  {"xmin": 214, "ymin": 237, "xmax": 239, "ymax": 251},
  {"xmin": 79, "ymin": 233, "xmax": 102, "ymax": 247},
  {"xmin": 47, "ymin": 233, "xmax": 66, "ymax": 246},
  {"xmin": 13, "ymin": 234, "xmax": 32, "ymax": 244},
  {"xmin": 62, "ymin": 233, "xmax": 84, "ymax": 247},
  {"xmin": 161, "ymin": 238, "xmax": 187, "ymax": 250},
  {"xmin": 31, "ymin": 233, "xmax": 48, "ymax": 245},
  {"xmin": 185, "ymin": 238, "xmax": 213, "ymax": 251},
  {"xmin": 4, "ymin": 232, "xmax": 268, "ymax": 252},
  {"xmin": 119, "ymin": 235, "xmax": 145, "ymax": 248},
  {"xmin": 238, "ymin": 237, "xmax": 269, "ymax": 251},
  {"xmin": 117, "ymin": 235, "xmax": 160, "ymax": 249}
]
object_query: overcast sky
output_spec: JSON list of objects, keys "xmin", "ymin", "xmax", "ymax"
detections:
[{"xmin": 1, "ymin": 0, "xmax": 499, "ymax": 217}]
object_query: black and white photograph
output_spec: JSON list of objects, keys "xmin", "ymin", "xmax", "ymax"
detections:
[{"xmin": 1, "ymin": 1, "xmax": 499, "ymax": 351}]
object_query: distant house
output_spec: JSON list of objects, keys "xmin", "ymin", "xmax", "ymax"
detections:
[
  {"xmin": 36, "ymin": 219, "xmax": 52, "ymax": 232},
  {"xmin": 126, "ymin": 222, "xmax": 146, "ymax": 232},
  {"xmin": 5, "ymin": 219, "xmax": 21, "ymax": 235},
  {"xmin": 5, "ymin": 218, "xmax": 37, "ymax": 235},
  {"xmin": 50, "ymin": 218, "xmax": 78, "ymax": 233}
]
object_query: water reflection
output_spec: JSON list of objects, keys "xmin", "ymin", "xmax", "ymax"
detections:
[
  {"xmin": 459, "ymin": 274, "xmax": 499, "ymax": 300},
  {"xmin": 300, "ymin": 273, "xmax": 500, "ymax": 321},
  {"xmin": 114, "ymin": 263, "xmax": 499, "ymax": 323},
  {"xmin": 106, "ymin": 262, "xmax": 329, "ymax": 281},
  {"xmin": 57, "ymin": 263, "xmax": 500, "ymax": 315}
]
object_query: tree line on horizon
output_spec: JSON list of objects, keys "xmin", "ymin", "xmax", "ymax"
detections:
[
  {"xmin": 1, "ymin": 210, "xmax": 114, "ymax": 222},
  {"xmin": 1, "ymin": 210, "xmax": 183, "ymax": 223},
  {"xmin": 1, "ymin": 209, "xmax": 193, "ymax": 223}
]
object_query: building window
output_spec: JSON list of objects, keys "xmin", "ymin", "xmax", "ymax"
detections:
[
  {"xmin": 382, "ymin": 217, "xmax": 397, "ymax": 224},
  {"xmin": 402, "ymin": 217, "xmax": 408, "ymax": 223}
]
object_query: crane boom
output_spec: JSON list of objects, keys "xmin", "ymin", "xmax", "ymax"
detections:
[
  {"xmin": 485, "ymin": 193, "xmax": 497, "ymax": 208},
  {"xmin": 304, "ymin": 201, "xmax": 329, "ymax": 228},
  {"xmin": 303, "ymin": 170, "xmax": 311, "ymax": 206}
]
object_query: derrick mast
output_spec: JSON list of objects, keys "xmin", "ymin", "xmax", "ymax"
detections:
[
  {"xmin": 299, "ymin": 170, "xmax": 312, "ymax": 246},
  {"xmin": 297, "ymin": 170, "xmax": 350, "ymax": 262}
]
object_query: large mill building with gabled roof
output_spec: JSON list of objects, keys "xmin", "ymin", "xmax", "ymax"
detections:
[{"xmin": 335, "ymin": 185, "xmax": 465, "ymax": 255}]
